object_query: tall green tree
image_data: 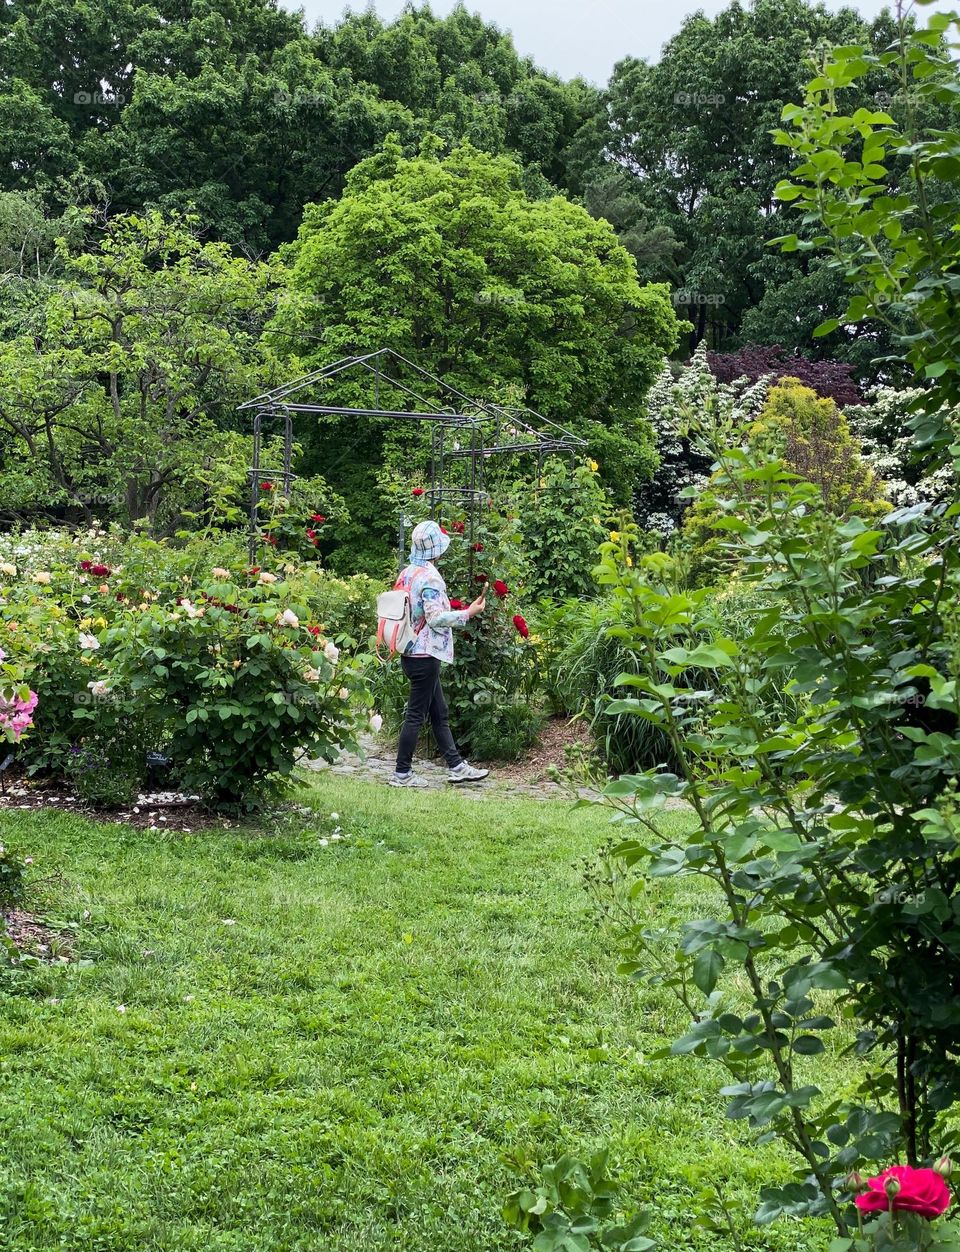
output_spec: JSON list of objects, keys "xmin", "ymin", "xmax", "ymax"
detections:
[
  {"xmin": 578, "ymin": 0, "xmax": 900, "ymax": 367},
  {"xmin": 0, "ymin": 1, "xmax": 598, "ymax": 251},
  {"xmin": 276, "ymin": 139, "xmax": 680, "ymax": 541},
  {"xmin": 0, "ymin": 212, "xmax": 281, "ymax": 527}
]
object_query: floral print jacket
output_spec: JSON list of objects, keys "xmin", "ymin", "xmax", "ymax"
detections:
[{"xmin": 395, "ymin": 561, "xmax": 470, "ymax": 663}]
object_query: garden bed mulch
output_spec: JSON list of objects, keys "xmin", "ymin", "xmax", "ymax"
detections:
[
  {"xmin": 474, "ymin": 715, "xmax": 594, "ymax": 786},
  {"xmin": 0, "ymin": 776, "xmax": 234, "ymax": 833},
  {"xmin": 2, "ymin": 907, "xmax": 70, "ymax": 960}
]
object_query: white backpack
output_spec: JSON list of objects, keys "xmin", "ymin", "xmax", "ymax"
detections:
[{"xmin": 376, "ymin": 578, "xmax": 420, "ymax": 659}]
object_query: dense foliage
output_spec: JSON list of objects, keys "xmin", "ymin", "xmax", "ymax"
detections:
[
  {"xmin": 591, "ymin": 434, "xmax": 960, "ymax": 1234},
  {"xmin": 0, "ymin": 529, "xmax": 375, "ymax": 809},
  {"xmin": 278, "ymin": 142, "xmax": 679, "ymax": 511},
  {"xmin": 1, "ymin": 0, "xmax": 948, "ymax": 371},
  {"xmin": 706, "ymin": 345, "xmax": 862, "ymax": 407},
  {"xmin": 580, "ymin": 11, "xmax": 960, "ymax": 1248}
]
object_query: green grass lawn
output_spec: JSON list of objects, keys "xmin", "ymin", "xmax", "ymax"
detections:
[{"xmin": 0, "ymin": 777, "xmax": 835, "ymax": 1251}]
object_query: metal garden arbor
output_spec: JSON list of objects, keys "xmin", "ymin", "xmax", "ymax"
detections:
[{"xmin": 238, "ymin": 348, "xmax": 586, "ymax": 562}]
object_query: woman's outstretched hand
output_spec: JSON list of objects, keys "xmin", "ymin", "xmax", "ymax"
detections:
[{"xmin": 466, "ymin": 593, "xmax": 486, "ymax": 618}]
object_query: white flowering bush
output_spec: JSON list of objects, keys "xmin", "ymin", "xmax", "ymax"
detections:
[
  {"xmin": 637, "ymin": 345, "xmax": 769, "ymax": 536},
  {"xmin": 845, "ymin": 386, "xmax": 959, "ymax": 508}
]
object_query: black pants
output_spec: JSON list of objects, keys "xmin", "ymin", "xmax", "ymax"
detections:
[{"xmin": 396, "ymin": 656, "xmax": 463, "ymax": 773}]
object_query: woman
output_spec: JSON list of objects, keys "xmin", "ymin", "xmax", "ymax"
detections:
[{"xmin": 390, "ymin": 519, "xmax": 488, "ymax": 787}]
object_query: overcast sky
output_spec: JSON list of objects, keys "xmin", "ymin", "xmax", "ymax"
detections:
[{"xmin": 284, "ymin": 0, "xmax": 954, "ymax": 85}]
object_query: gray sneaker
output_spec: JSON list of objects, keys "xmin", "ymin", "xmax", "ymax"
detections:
[
  {"xmin": 388, "ymin": 771, "xmax": 430, "ymax": 788},
  {"xmin": 448, "ymin": 761, "xmax": 489, "ymax": 784}
]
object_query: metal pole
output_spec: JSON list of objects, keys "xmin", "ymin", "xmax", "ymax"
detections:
[{"xmin": 249, "ymin": 410, "xmax": 263, "ymax": 563}]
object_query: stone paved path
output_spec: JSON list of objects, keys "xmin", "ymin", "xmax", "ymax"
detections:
[{"xmin": 305, "ymin": 733, "xmax": 583, "ymax": 802}]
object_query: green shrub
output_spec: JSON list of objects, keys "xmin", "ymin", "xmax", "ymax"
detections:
[
  {"xmin": 108, "ymin": 578, "xmax": 370, "ymax": 812},
  {"xmin": 1, "ymin": 529, "xmax": 373, "ymax": 811},
  {"xmin": 62, "ymin": 702, "xmax": 152, "ymax": 808},
  {"xmin": 510, "ymin": 458, "xmax": 609, "ymax": 602},
  {"xmin": 462, "ymin": 699, "xmax": 543, "ymax": 762},
  {"xmin": 588, "ymin": 436, "xmax": 960, "ymax": 1233},
  {"xmin": 679, "ymin": 376, "xmax": 890, "ymax": 586},
  {"xmin": 541, "ymin": 597, "xmax": 678, "ymax": 775},
  {"xmin": 504, "ymin": 1152, "xmax": 655, "ymax": 1251}
]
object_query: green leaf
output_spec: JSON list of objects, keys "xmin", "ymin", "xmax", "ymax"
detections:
[
  {"xmin": 813, "ymin": 317, "xmax": 840, "ymax": 338},
  {"xmin": 693, "ymin": 949, "xmax": 724, "ymax": 995}
]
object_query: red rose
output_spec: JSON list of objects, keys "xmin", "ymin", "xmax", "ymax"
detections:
[
  {"xmin": 449, "ymin": 598, "xmax": 465, "ymax": 610},
  {"xmin": 91, "ymin": 564, "xmax": 111, "ymax": 577},
  {"xmin": 307, "ymin": 625, "xmax": 321, "ymax": 637},
  {"xmin": 412, "ymin": 487, "xmax": 424, "ymax": 497},
  {"xmin": 452, "ymin": 520, "xmax": 465, "ymax": 534},
  {"xmin": 512, "ymin": 614, "xmax": 529, "ymax": 639},
  {"xmin": 310, "ymin": 513, "xmax": 326, "ymax": 523},
  {"xmin": 472, "ymin": 542, "xmax": 484, "ymax": 552},
  {"xmin": 856, "ymin": 1166, "xmax": 951, "ymax": 1221},
  {"xmin": 475, "ymin": 573, "xmax": 488, "ymax": 584},
  {"xmin": 306, "ymin": 528, "xmax": 316, "ymax": 539},
  {"xmin": 493, "ymin": 579, "xmax": 509, "ymax": 599},
  {"xmin": 260, "ymin": 481, "xmax": 273, "ymax": 492},
  {"xmin": 440, "ymin": 526, "xmax": 448, "ymax": 535},
  {"xmin": 248, "ymin": 566, "xmax": 260, "ymax": 576},
  {"xmin": 79, "ymin": 560, "xmax": 93, "ymax": 572},
  {"xmin": 262, "ymin": 534, "xmax": 277, "ymax": 546}
]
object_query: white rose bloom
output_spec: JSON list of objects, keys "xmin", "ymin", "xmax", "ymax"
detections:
[
  {"xmin": 32, "ymin": 571, "xmax": 52, "ymax": 585},
  {"xmin": 0, "ymin": 562, "xmax": 16, "ymax": 576},
  {"xmin": 303, "ymin": 666, "xmax": 320, "ymax": 683},
  {"xmin": 323, "ymin": 640, "xmax": 339, "ymax": 663},
  {"xmin": 87, "ymin": 680, "xmax": 110, "ymax": 697},
  {"xmin": 279, "ymin": 609, "xmax": 300, "ymax": 628},
  {"xmin": 78, "ymin": 632, "xmax": 100, "ymax": 651},
  {"xmin": 338, "ymin": 687, "xmax": 349, "ymax": 700},
  {"xmin": 211, "ymin": 567, "xmax": 231, "ymax": 579},
  {"xmin": 369, "ymin": 713, "xmax": 384, "ymax": 733},
  {"xmin": 258, "ymin": 571, "xmax": 278, "ymax": 585}
]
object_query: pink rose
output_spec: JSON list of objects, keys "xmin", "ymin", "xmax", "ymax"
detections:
[{"xmin": 856, "ymin": 1166, "xmax": 951, "ymax": 1221}]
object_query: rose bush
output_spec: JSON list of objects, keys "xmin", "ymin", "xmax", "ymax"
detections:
[
  {"xmin": 0, "ymin": 528, "xmax": 374, "ymax": 810},
  {"xmin": 837, "ymin": 1161, "xmax": 959, "ymax": 1251}
]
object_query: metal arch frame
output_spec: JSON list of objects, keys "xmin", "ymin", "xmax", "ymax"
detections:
[{"xmin": 239, "ymin": 348, "xmax": 587, "ymax": 565}]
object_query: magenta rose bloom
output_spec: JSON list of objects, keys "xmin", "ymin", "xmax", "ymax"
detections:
[{"xmin": 856, "ymin": 1166, "xmax": 951, "ymax": 1220}]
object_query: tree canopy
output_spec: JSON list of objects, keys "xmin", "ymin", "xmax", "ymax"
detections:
[{"xmin": 278, "ymin": 140, "xmax": 680, "ymax": 506}]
